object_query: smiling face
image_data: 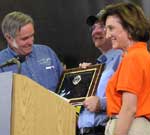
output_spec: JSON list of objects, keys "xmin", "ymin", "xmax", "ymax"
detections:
[
  {"xmin": 6, "ymin": 23, "xmax": 34, "ymax": 56},
  {"xmin": 91, "ymin": 21, "xmax": 111, "ymax": 51},
  {"xmin": 105, "ymin": 15, "xmax": 132, "ymax": 51}
]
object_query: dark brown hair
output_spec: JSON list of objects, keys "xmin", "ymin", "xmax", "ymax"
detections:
[{"xmin": 101, "ymin": 2, "xmax": 150, "ymax": 42}]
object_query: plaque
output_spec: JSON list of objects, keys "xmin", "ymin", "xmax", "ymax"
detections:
[{"xmin": 56, "ymin": 64, "xmax": 104, "ymax": 105}]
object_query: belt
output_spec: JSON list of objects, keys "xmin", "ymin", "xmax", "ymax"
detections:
[
  {"xmin": 142, "ymin": 116, "xmax": 150, "ymax": 122},
  {"xmin": 109, "ymin": 115, "xmax": 118, "ymax": 120},
  {"xmin": 110, "ymin": 115, "xmax": 150, "ymax": 122},
  {"xmin": 79, "ymin": 125, "xmax": 105, "ymax": 135}
]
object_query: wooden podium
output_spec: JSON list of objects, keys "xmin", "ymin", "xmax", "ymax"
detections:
[{"xmin": 0, "ymin": 72, "xmax": 76, "ymax": 135}]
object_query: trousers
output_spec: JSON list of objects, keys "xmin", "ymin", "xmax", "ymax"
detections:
[
  {"xmin": 77, "ymin": 125, "xmax": 105, "ymax": 135},
  {"xmin": 105, "ymin": 117, "xmax": 150, "ymax": 135}
]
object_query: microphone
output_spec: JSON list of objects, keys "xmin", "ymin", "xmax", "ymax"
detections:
[
  {"xmin": 0, "ymin": 57, "xmax": 20, "ymax": 68},
  {"xmin": 0, "ymin": 55, "xmax": 26, "ymax": 73}
]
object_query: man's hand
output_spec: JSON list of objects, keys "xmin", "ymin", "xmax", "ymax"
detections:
[
  {"xmin": 83, "ymin": 96, "xmax": 101, "ymax": 112},
  {"xmin": 79, "ymin": 62, "xmax": 92, "ymax": 69}
]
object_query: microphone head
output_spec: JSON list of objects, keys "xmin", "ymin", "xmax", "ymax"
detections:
[{"xmin": 16, "ymin": 55, "xmax": 26, "ymax": 63}]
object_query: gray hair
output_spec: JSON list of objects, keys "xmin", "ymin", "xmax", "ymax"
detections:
[{"xmin": 1, "ymin": 11, "xmax": 34, "ymax": 38}]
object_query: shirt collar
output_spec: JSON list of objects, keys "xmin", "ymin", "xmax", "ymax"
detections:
[
  {"xmin": 97, "ymin": 49, "xmax": 120, "ymax": 64},
  {"xmin": 122, "ymin": 42, "xmax": 146, "ymax": 57},
  {"xmin": 97, "ymin": 54, "xmax": 107, "ymax": 64},
  {"xmin": 127, "ymin": 42, "xmax": 146, "ymax": 51},
  {"xmin": 7, "ymin": 46, "xmax": 18, "ymax": 57},
  {"xmin": 7, "ymin": 45, "xmax": 35, "ymax": 58}
]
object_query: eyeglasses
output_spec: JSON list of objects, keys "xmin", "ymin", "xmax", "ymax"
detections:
[{"xmin": 90, "ymin": 23, "xmax": 106, "ymax": 32}]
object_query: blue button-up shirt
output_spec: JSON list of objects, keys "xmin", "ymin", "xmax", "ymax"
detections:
[
  {"xmin": 0, "ymin": 44, "xmax": 63, "ymax": 91},
  {"xmin": 78, "ymin": 49, "xmax": 122, "ymax": 128}
]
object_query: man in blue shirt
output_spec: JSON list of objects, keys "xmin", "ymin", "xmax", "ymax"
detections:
[
  {"xmin": 77, "ymin": 9, "xmax": 122, "ymax": 135},
  {"xmin": 0, "ymin": 11, "xmax": 63, "ymax": 91}
]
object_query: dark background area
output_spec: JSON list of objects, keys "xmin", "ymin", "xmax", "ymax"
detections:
[{"xmin": 0, "ymin": 0, "xmax": 149, "ymax": 68}]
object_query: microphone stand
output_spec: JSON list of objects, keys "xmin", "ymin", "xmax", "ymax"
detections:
[{"xmin": 14, "ymin": 59, "xmax": 21, "ymax": 74}]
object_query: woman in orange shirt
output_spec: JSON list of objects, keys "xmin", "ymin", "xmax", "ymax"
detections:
[{"xmin": 100, "ymin": 2, "xmax": 150, "ymax": 135}]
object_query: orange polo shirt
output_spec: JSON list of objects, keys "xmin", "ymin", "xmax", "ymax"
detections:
[{"xmin": 106, "ymin": 42, "xmax": 150, "ymax": 118}]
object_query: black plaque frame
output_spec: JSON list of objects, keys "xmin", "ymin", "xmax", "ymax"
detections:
[{"xmin": 56, "ymin": 64, "xmax": 104, "ymax": 105}]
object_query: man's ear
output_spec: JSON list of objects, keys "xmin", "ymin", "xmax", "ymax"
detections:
[
  {"xmin": 4, "ymin": 33, "xmax": 13, "ymax": 42},
  {"xmin": 128, "ymin": 33, "xmax": 132, "ymax": 40}
]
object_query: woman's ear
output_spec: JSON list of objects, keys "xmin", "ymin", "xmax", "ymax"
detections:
[{"xmin": 126, "ymin": 26, "xmax": 133, "ymax": 40}]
